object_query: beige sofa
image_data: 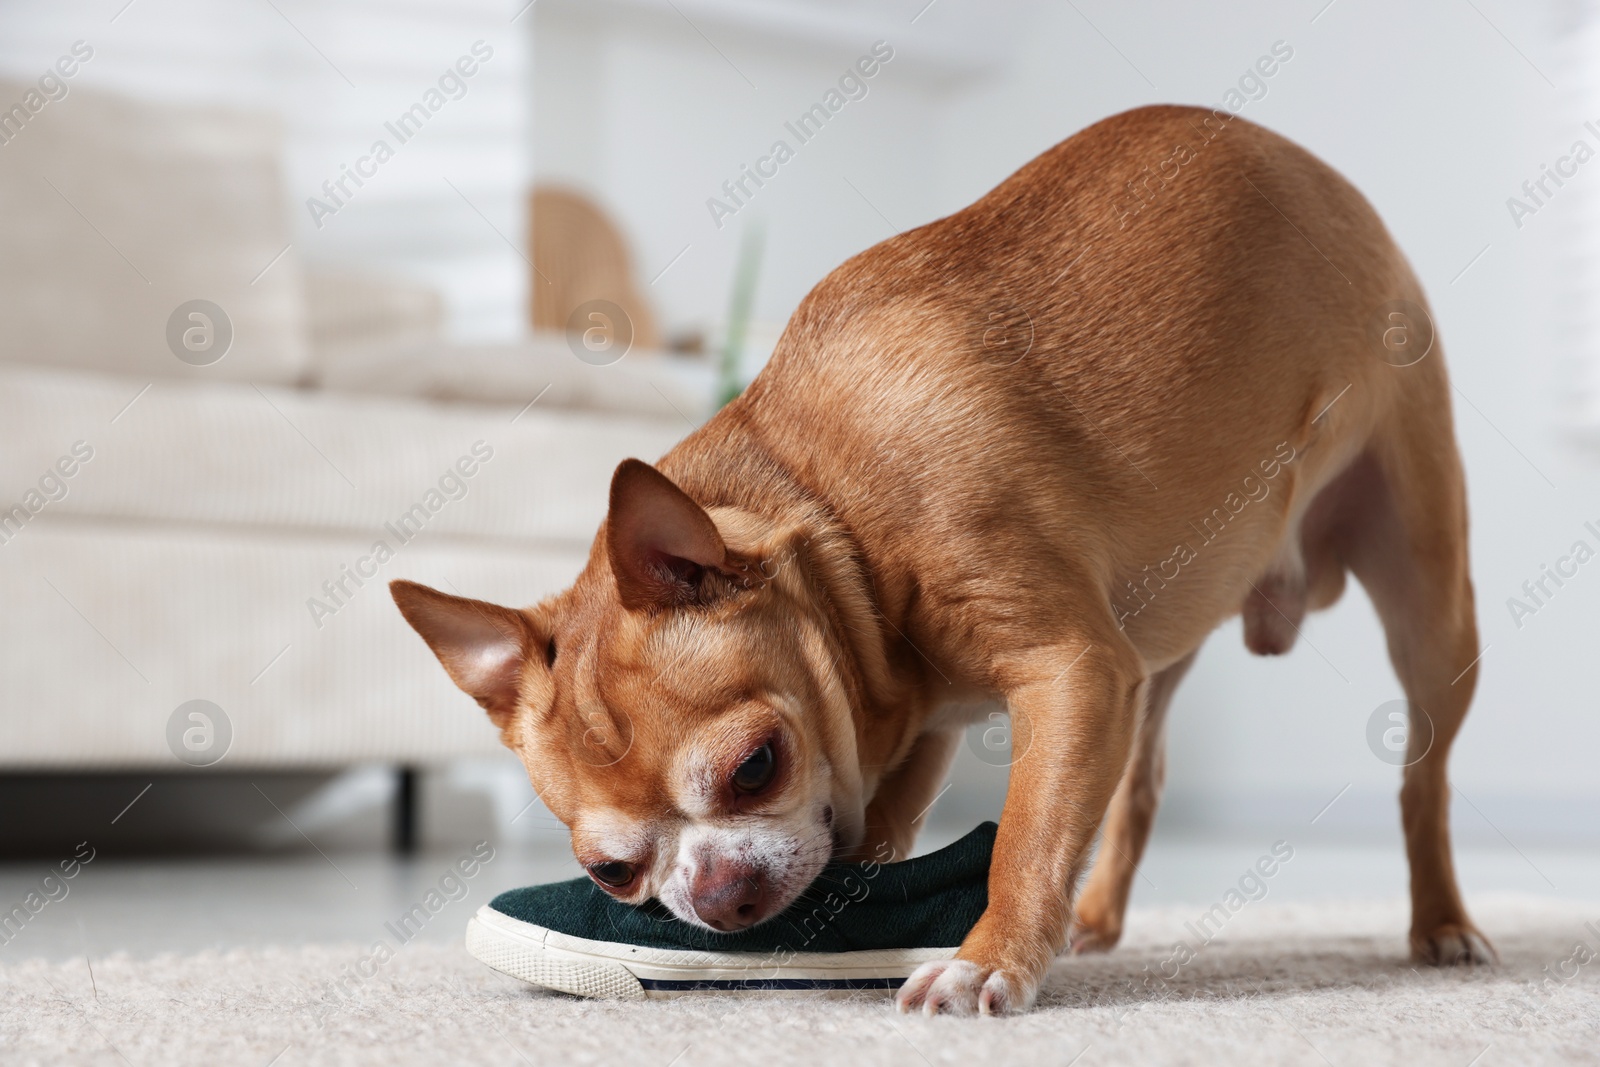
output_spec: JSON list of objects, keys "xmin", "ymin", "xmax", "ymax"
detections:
[{"xmin": 0, "ymin": 80, "xmax": 709, "ymax": 771}]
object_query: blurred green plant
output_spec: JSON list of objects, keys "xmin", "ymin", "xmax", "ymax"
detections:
[{"xmin": 716, "ymin": 222, "xmax": 765, "ymax": 409}]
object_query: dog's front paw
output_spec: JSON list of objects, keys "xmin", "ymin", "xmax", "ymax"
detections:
[
  {"xmin": 895, "ymin": 958, "xmax": 1036, "ymax": 1017},
  {"xmin": 1413, "ymin": 923, "xmax": 1497, "ymax": 966}
]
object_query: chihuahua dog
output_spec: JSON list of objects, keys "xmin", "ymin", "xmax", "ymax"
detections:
[{"xmin": 392, "ymin": 105, "xmax": 1492, "ymax": 1015}]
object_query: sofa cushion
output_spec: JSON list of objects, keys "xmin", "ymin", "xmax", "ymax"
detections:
[
  {"xmin": 0, "ymin": 521, "xmax": 580, "ymax": 767},
  {"xmin": 312, "ymin": 332, "xmax": 719, "ymax": 424},
  {"xmin": 0, "ymin": 364, "xmax": 690, "ymax": 546},
  {"xmin": 304, "ymin": 270, "xmax": 445, "ymax": 365},
  {"xmin": 0, "ymin": 80, "xmax": 310, "ymax": 385}
]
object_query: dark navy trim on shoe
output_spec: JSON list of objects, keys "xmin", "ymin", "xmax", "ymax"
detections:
[{"xmin": 636, "ymin": 976, "xmax": 908, "ymax": 992}]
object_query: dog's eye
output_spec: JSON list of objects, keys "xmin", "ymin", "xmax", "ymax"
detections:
[
  {"xmin": 588, "ymin": 860, "xmax": 634, "ymax": 888},
  {"xmin": 732, "ymin": 743, "xmax": 775, "ymax": 794}
]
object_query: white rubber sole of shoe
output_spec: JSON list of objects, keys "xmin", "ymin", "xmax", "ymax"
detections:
[{"xmin": 466, "ymin": 905, "xmax": 958, "ymax": 1001}]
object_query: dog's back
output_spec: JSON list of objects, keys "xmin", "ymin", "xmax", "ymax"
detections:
[{"xmin": 673, "ymin": 105, "xmax": 1444, "ymax": 670}]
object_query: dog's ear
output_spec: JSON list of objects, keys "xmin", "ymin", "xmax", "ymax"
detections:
[
  {"xmin": 606, "ymin": 458, "xmax": 733, "ymax": 611},
  {"xmin": 389, "ymin": 580, "xmax": 537, "ymax": 724}
]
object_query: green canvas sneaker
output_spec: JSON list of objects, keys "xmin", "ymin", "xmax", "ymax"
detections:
[{"xmin": 466, "ymin": 822, "xmax": 994, "ymax": 1000}]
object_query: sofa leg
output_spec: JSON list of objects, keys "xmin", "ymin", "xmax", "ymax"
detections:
[{"xmin": 394, "ymin": 765, "xmax": 419, "ymax": 854}]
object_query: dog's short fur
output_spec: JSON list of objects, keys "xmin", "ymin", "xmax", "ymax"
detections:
[{"xmin": 392, "ymin": 105, "xmax": 1493, "ymax": 1014}]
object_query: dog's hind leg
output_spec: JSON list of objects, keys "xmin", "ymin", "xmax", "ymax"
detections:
[
  {"xmin": 1068, "ymin": 648, "xmax": 1198, "ymax": 953},
  {"xmin": 1337, "ymin": 395, "xmax": 1494, "ymax": 965}
]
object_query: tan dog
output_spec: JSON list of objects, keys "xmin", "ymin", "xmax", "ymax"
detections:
[{"xmin": 392, "ymin": 104, "xmax": 1492, "ymax": 1015}]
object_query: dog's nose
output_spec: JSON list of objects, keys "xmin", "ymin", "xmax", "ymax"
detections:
[{"xmin": 690, "ymin": 861, "xmax": 766, "ymax": 932}]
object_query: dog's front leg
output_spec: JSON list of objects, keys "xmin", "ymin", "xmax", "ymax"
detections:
[{"xmin": 896, "ymin": 636, "xmax": 1145, "ymax": 1015}]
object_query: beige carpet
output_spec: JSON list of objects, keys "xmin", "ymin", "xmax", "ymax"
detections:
[{"xmin": 3, "ymin": 894, "xmax": 1595, "ymax": 1066}]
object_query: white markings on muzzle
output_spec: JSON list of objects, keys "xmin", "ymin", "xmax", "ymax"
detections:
[{"xmin": 657, "ymin": 816, "xmax": 832, "ymax": 931}]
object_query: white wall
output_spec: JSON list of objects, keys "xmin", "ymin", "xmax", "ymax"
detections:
[{"xmin": 533, "ymin": 0, "xmax": 1030, "ymax": 367}]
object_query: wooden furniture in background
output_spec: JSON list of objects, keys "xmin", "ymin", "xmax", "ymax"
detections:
[{"xmin": 529, "ymin": 186, "xmax": 660, "ymax": 352}]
